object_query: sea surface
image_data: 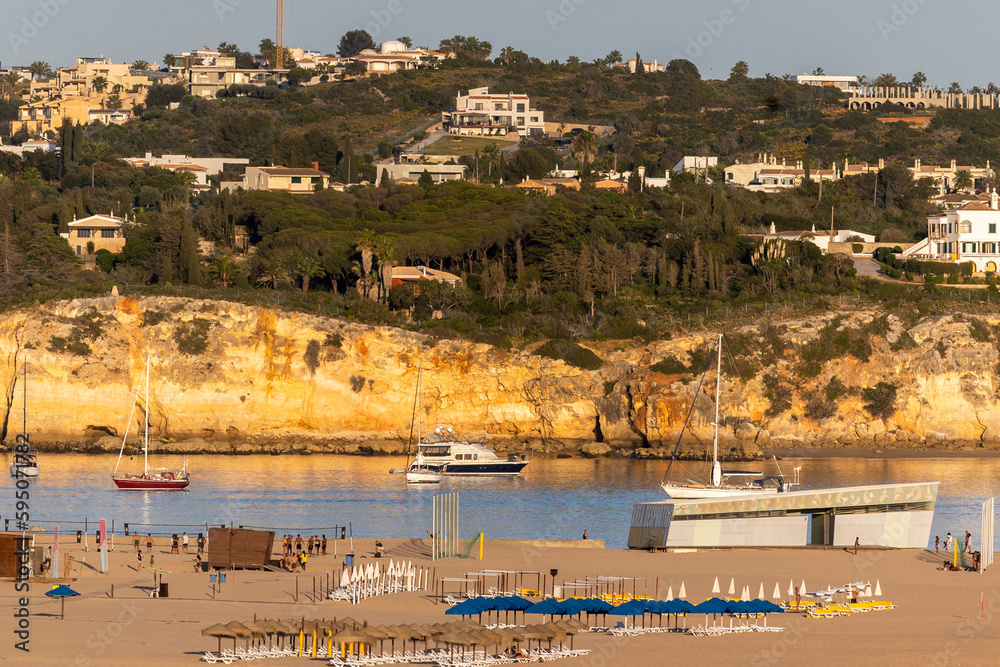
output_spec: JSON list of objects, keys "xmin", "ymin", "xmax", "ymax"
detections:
[{"xmin": 5, "ymin": 453, "xmax": 999, "ymax": 550}]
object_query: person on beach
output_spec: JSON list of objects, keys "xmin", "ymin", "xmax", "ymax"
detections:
[
  {"xmin": 299, "ymin": 552, "xmax": 308, "ymax": 571},
  {"xmin": 197, "ymin": 533, "xmax": 206, "ymax": 555},
  {"xmin": 964, "ymin": 531, "xmax": 971, "ymax": 553},
  {"xmin": 42, "ymin": 547, "xmax": 51, "ymax": 575},
  {"xmin": 146, "ymin": 534, "xmax": 153, "ymax": 554},
  {"xmin": 582, "ymin": 530, "xmax": 588, "ymax": 540},
  {"xmin": 133, "ymin": 534, "xmax": 140, "ymax": 553},
  {"xmin": 308, "ymin": 536, "xmax": 315, "ymax": 555},
  {"xmin": 854, "ymin": 537, "xmax": 859, "ymax": 555},
  {"xmin": 171, "ymin": 535, "xmax": 179, "ymax": 554},
  {"xmin": 321, "ymin": 535, "xmax": 328, "ymax": 556},
  {"xmin": 182, "ymin": 532, "xmax": 189, "ymax": 555},
  {"xmin": 945, "ymin": 533, "xmax": 952, "ymax": 551},
  {"xmin": 150, "ymin": 554, "xmax": 155, "ymax": 568},
  {"xmin": 137, "ymin": 550, "xmax": 143, "ymax": 571},
  {"xmin": 375, "ymin": 540, "xmax": 385, "ymax": 558},
  {"xmin": 794, "ymin": 586, "xmax": 801, "ymax": 609},
  {"xmin": 193, "ymin": 554, "xmax": 202, "ymax": 572},
  {"xmin": 295, "ymin": 535, "xmax": 303, "ymax": 555},
  {"xmin": 935, "ymin": 536, "xmax": 940, "ymax": 553},
  {"xmin": 282, "ymin": 535, "xmax": 290, "ymax": 557}
]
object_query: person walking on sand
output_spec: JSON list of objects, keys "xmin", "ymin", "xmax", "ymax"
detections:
[
  {"xmin": 299, "ymin": 551, "xmax": 308, "ymax": 571},
  {"xmin": 935, "ymin": 536, "xmax": 940, "ymax": 553},
  {"xmin": 945, "ymin": 533, "xmax": 952, "ymax": 552},
  {"xmin": 321, "ymin": 535, "xmax": 328, "ymax": 556},
  {"xmin": 137, "ymin": 549, "xmax": 143, "ymax": 572},
  {"xmin": 854, "ymin": 537, "xmax": 859, "ymax": 555},
  {"xmin": 182, "ymin": 532, "xmax": 189, "ymax": 555},
  {"xmin": 964, "ymin": 531, "xmax": 971, "ymax": 553},
  {"xmin": 193, "ymin": 554, "xmax": 202, "ymax": 572},
  {"xmin": 197, "ymin": 533, "xmax": 206, "ymax": 555},
  {"xmin": 308, "ymin": 535, "xmax": 315, "ymax": 556},
  {"xmin": 146, "ymin": 534, "xmax": 153, "ymax": 554}
]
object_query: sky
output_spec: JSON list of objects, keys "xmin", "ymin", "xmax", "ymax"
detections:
[{"xmin": 2, "ymin": 0, "xmax": 995, "ymax": 88}]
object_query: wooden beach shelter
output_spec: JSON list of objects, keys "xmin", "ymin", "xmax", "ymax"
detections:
[{"xmin": 201, "ymin": 623, "xmax": 236, "ymax": 655}]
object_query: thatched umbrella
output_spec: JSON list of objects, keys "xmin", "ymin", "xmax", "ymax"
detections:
[
  {"xmin": 437, "ymin": 631, "xmax": 476, "ymax": 662},
  {"xmin": 225, "ymin": 620, "xmax": 253, "ymax": 651},
  {"xmin": 363, "ymin": 625, "xmax": 390, "ymax": 657},
  {"xmin": 553, "ymin": 620, "xmax": 579, "ymax": 650},
  {"xmin": 240, "ymin": 619, "xmax": 268, "ymax": 648},
  {"xmin": 201, "ymin": 623, "xmax": 236, "ymax": 655},
  {"xmin": 331, "ymin": 628, "xmax": 371, "ymax": 660}
]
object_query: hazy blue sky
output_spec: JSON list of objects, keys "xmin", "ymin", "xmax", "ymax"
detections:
[{"xmin": 2, "ymin": 0, "xmax": 991, "ymax": 87}]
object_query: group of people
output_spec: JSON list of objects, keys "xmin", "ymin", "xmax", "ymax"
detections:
[
  {"xmin": 934, "ymin": 531, "xmax": 981, "ymax": 572},
  {"xmin": 132, "ymin": 532, "xmax": 207, "ymax": 555},
  {"xmin": 935, "ymin": 531, "xmax": 974, "ymax": 554},
  {"xmin": 279, "ymin": 534, "xmax": 328, "ymax": 572}
]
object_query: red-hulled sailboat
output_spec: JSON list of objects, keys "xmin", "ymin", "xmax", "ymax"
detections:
[{"xmin": 111, "ymin": 353, "xmax": 190, "ymax": 490}]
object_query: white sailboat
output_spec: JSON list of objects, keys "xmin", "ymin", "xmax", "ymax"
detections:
[
  {"xmin": 397, "ymin": 361, "xmax": 443, "ymax": 484},
  {"xmin": 111, "ymin": 353, "xmax": 190, "ymax": 490},
  {"xmin": 661, "ymin": 333, "xmax": 799, "ymax": 499},
  {"xmin": 9, "ymin": 362, "xmax": 39, "ymax": 478}
]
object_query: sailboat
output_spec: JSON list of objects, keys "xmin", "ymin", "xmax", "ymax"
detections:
[
  {"xmin": 660, "ymin": 333, "xmax": 799, "ymax": 499},
  {"xmin": 111, "ymin": 353, "xmax": 190, "ymax": 490},
  {"xmin": 400, "ymin": 361, "xmax": 442, "ymax": 484},
  {"xmin": 9, "ymin": 362, "xmax": 39, "ymax": 478}
]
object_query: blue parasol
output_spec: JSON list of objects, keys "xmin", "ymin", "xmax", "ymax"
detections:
[{"xmin": 45, "ymin": 584, "xmax": 81, "ymax": 619}]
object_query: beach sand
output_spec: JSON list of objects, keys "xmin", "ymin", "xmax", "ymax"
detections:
[{"xmin": 2, "ymin": 535, "xmax": 997, "ymax": 666}]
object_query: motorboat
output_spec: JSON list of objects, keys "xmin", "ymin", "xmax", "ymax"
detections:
[
  {"xmin": 111, "ymin": 353, "xmax": 190, "ymax": 490},
  {"xmin": 661, "ymin": 333, "xmax": 800, "ymax": 499},
  {"xmin": 407, "ymin": 426, "xmax": 530, "ymax": 476}
]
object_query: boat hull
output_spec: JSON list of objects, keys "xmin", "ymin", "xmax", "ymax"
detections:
[
  {"xmin": 9, "ymin": 465, "xmax": 39, "ymax": 477},
  {"xmin": 661, "ymin": 484, "xmax": 776, "ymax": 499},
  {"xmin": 406, "ymin": 471, "xmax": 443, "ymax": 484},
  {"xmin": 437, "ymin": 461, "xmax": 529, "ymax": 476},
  {"xmin": 112, "ymin": 475, "xmax": 190, "ymax": 490}
]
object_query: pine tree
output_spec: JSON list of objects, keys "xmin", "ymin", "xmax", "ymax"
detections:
[
  {"xmin": 71, "ymin": 122, "xmax": 83, "ymax": 164},
  {"xmin": 379, "ymin": 168, "xmax": 391, "ymax": 188},
  {"xmin": 418, "ymin": 170, "xmax": 434, "ymax": 190},
  {"xmin": 179, "ymin": 219, "xmax": 201, "ymax": 285},
  {"xmin": 635, "ymin": 52, "xmax": 645, "ymax": 75}
]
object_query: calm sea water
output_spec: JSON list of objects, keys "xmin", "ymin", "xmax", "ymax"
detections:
[{"xmin": 5, "ymin": 453, "xmax": 999, "ymax": 550}]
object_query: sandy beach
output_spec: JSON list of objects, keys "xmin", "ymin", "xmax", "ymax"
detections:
[{"xmin": 1, "ymin": 533, "xmax": 997, "ymax": 666}]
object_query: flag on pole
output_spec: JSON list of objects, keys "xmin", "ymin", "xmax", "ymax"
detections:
[
  {"xmin": 99, "ymin": 519, "xmax": 108, "ymax": 573},
  {"xmin": 53, "ymin": 526, "xmax": 60, "ymax": 579}
]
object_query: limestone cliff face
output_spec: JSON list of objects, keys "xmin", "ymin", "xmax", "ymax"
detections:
[{"xmin": 2, "ymin": 297, "xmax": 999, "ymax": 456}]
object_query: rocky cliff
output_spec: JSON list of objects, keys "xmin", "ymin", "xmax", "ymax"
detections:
[{"xmin": 3, "ymin": 296, "xmax": 1000, "ymax": 457}]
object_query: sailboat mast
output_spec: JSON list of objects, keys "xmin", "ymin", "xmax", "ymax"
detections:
[
  {"xmin": 21, "ymin": 359, "xmax": 26, "ymax": 436},
  {"xmin": 144, "ymin": 353, "xmax": 150, "ymax": 477},
  {"xmin": 712, "ymin": 333, "xmax": 722, "ymax": 488}
]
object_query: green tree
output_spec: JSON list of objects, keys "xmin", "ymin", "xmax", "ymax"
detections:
[
  {"xmin": 634, "ymin": 52, "xmax": 644, "ymax": 75},
  {"xmin": 344, "ymin": 61, "xmax": 368, "ymax": 78},
  {"xmin": 729, "ymin": 60, "xmax": 749, "ymax": 83},
  {"xmin": 873, "ymin": 73, "xmax": 897, "ymax": 88},
  {"xmin": 862, "ymin": 382, "xmax": 898, "ymax": 422},
  {"xmin": 208, "ymin": 256, "xmax": 240, "ymax": 287},
  {"xmin": 418, "ymin": 169, "xmax": 434, "ymax": 190},
  {"xmin": 92, "ymin": 76, "xmax": 108, "ymax": 93},
  {"xmin": 948, "ymin": 82, "xmax": 963, "ymax": 94},
  {"xmin": 438, "ymin": 35, "xmax": 492, "ymax": 60},
  {"xmin": 355, "ymin": 228, "xmax": 378, "ymax": 299},
  {"xmin": 379, "ymin": 168, "xmax": 391, "ymax": 188},
  {"xmin": 337, "ymin": 30, "xmax": 377, "ymax": 58},
  {"xmin": 163, "ymin": 53, "xmax": 176, "ymax": 68},
  {"xmin": 256, "ymin": 265, "xmax": 289, "ymax": 289},
  {"xmin": 397, "ymin": 36, "xmax": 413, "ymax": 49},
  {"xmin": 2, "ymin": 71, "xmax": 21, "ymax": 99},
  {"xmin": 179, "ymin": 219, "xmax": 201, "ymax": 285},
  {"xmin": 297, "ymin": 256, "xmax": 325, "ymax": 293},
  {"xmin": 954, "ymin": 170, "xmax": 973, "ymax": 192},
  {"xmin": 28, "ymin": 61, "xmax": 53, "ymax": 81},
  {"xmin": 131, "ymin": 60, "xmax": 150, "ymax": 71},
  {"xmin": 606, "ymin": 50, "xmax": 623, "ymax": 67},
  {"xmin": 911, "ymin": 71, "xmax": 927, "ymax": 88},
  {"xmin": 374, "ymin": 235, "xmax": 396, "ymax": 301}
]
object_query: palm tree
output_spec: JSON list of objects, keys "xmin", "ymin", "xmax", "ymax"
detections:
[
  {"xmin": 911, "ymin": 71, "xmax": 927, "ymax": 88},
  {"xmin": 355, "ymin": 228, "xmax": 378, "ymax": 300},
  {"xmin": 500, "ymin": 46, "xmax": 515, "ymax": 65},
  {"xmin": 163, "ymin": 53, "xmax": 176, "ymax": 68},
  {"xmin": 28, "ymin": 61, "xmax": 53, "ymax": 81},
  {"xmin": 566, "ymin": 55, "xmax": 581, "ymax": 67},
  {"xmin": 2, "ymin": 72, "xmax": 21, "ymax": 99},
  {"xmin": 92, "ymin": 76, "xmax": 108, "ymax": 93},
  {"xmin": 873, "ymin": 73, "xmax": 898, "ymax": 89},
  {"xmin": 573, "ymin": 131, "xmax": 598, "ymax": 163},
  {"xmin": 482, "ymin": 143, "xmax": 499, "ymax": 177},
  {"xmin": 106, "ymin": 94, "xmax": 123, "ymax": 110},
  {"xmin": 948, "ymin": 82, "xmax": 963, "ymax": 95},
  {"xmin": 131, "ymin": 60, "xmax": 150, "ymax": 71},
  {"xmin": 954, "ymin": 170, "xmax": 974, "ymax": 192},
  {"xmin": 374, "ymin": 235, "xmax": 397, "ymax": 301},
  {"xmin": 256, "ymin": 265, "xmax": 289, "ymax": 290},
  {"xmin": 812, "ymin": 67, "xmax": 825, "ymax": 76},
  {"xmin": 209, "ymin": 256, "xmax": 240, "ymax": 287},
  {"xmin": 297, "ymin": 257, "xmax": 325, "ymax": 293},
  {"xmin": 606, "ymin": 50, "xmax": 622, "ymax": 67}
]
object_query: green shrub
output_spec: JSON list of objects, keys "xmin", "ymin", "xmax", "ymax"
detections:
[
  {"xmin": 797, "ymin": 317, "xmax": 872, "ymax": 377},
  {"xmin": 804, "ymin": 393, "xmax": 836, "ymax": 421},
  {"xmin": 825, "ymin": 377, "xmax": 848, "ymax": 401},
  {"xmin": 47, "ymin": 336, "xmax": 67, "ymax": 353},
  {"xmin": 142, "ymin": 310, "xmax": 167, "ymax": 326},
  {"xmin": 535, "ymin": 339, "xmax": 604, "ymax": 370},
  {"xmin": 324, "ymin": 333, "xmax": 343, "ymax": 348},
  {"xmin": 969, "ymin": 318, "xmax": 994, "ymax": 343},
  {"xmin": 173, "ymin": 318, "xmax": 213, "ymax": 355},
  {"xmin": 862, "ymin": 381, "xmax": 898, "ymax": 421},
  {"xmin": 650, "ymin": 355, "xmax": 688, "ymax": 375},
  {"xmin": 852, "ymin": 243, "xmax": 864, "ymax": 253},
  {"xmin": 304, "ymin": 339, "xmax": 321, "ymax": 374},
  {"xmin": 763, "ymin": 374, "xmax": 792, "ymax": 417}
]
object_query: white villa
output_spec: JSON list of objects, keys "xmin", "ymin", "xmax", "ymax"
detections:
[
  {"xmin": 920, "ymin": 192, "xmax": 1000, "ymax": 272},
  {"xmin": 443, "ymin": 87, "xmax": 544, "ymax": 138}
]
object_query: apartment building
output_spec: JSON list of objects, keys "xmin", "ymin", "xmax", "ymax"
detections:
[{"xmin": 443, "ymin": 87, "xmax": 545, "ymax": 137}]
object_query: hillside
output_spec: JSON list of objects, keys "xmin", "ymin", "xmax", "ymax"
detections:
[{"xmin": 6, "ymin": 296, "xmax": 1000, "ymax": 459}]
